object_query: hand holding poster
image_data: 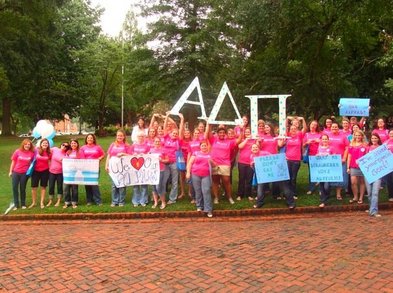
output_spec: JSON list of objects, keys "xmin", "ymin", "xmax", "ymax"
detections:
[
  {"xmin": 339, "ymin": 98, "xmax": 370, "ymax": 117},
  {"xmin": 358, "ymin": 144, "xmax": 393, "ymax": 183},
  {"xmin": 108, "ymin": 154, "xmax": 160, "ymax": 187},
  {"xmin": 254, "ymin": 153, "xmax": 289, "ymax": 184},
  {"xmin": 63, "ymin": 159, "xmax": 100, "ymax": 185},
  {"xmin": 309, "ymin": 155, "xmax": 343, "ymax": 183}
]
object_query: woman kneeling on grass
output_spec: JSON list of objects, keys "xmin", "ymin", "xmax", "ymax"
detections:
[{"xmin": 186, "ymin": 140, "xmax": 214, "ymax": 218}]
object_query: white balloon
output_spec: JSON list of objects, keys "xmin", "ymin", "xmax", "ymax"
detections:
[{"xmin": 40, "ymin": 122, "xmax": 55, "ymax": 138}]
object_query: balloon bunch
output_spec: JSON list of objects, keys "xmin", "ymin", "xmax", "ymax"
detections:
[{"xmin": 32, "ymin": 120, "xmax": 56, "ymax": 147}]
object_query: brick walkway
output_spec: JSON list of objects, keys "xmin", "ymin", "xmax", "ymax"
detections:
[{"xmin": 1, "ymin": 212, "xmax": 393, "ymax": 292}]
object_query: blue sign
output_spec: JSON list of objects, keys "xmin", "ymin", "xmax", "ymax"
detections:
[
  {"xmin": 358, "ymin": 144, "xmax": 393, "ymax": 183},
  {"xmin": 309, "ymin": 155, "xmax": 343, "ymax": 182},
  {"xmin": 254, "ymin": 153, "xmax": 289, "ymax": 183},
  {"xmin": 339, "ymin": 98, "xmax": 370, "ymax": 117}
]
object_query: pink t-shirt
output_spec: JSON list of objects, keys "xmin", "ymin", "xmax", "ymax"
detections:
[
  {"xmin": 49, "ymin": 147, "xmax": 67, "ymax": 174},
  {"xmin": 250, "ymin": 150, "xmax": 271, "ymax": 166},
  {"xmin": 209, "ymin": 137, "xmax": 236, "ymax": 166},
  {"xmin": 329, "ymin": 132, "xmax": 349, "ymax": 158},
  {"xmin": 322, "ymin": 128, "xmax": 332, "ymax": 136},
  {"xmin": 368, "ymin": 145, "xmax": 379, "ymax": 152},
  {"xmin": 385, "ymin": 139, "xmax": 393, "ymax": 153},
  {"xmin": 191, "ymin": 151, "xmax": 211, "ymax": 177},
  {"xmin": 163, "ymin": 135, "xmax": 179, "ymax": 163},
  {"xmin": 372, "ymin": 129, "xmax": 389, "ymax": 143},
  {"xmin": 128, "ymin": 142, "xmax": 150, "ymax": 154},
  {"xmin": 304, "ymin": 132, "xmax": 321, "ymax": 156},
  {"xmin": 180, "ymin": 139, "xmax": 191, "ymax": 161},
  {"xmin": 145, "ymin": 138, "xmax": 155, "ymax": 149},
  {"xmin": 80, "ymin": 144, "xmax": 105, "ymax": 159},
  {"xmin": 285, "ymin": 132, "xmax": 303, "ymax": 161},
  {"xmin": 67, "ymin": 150, "xmax": 85, "ymax": 159},
  {"xmin": 149, "ymin": 147, "xmax": 166, "ymax": 171},
  {"xmin": 34, "ymin": 151, "xmax": 51, "ymax": 172},
  {"xmin": 238, "ymin": 138, "xmax": 256, "ymax": 164},
  {"xmin": 317, "ymin": 145, "xmax": 332, "ymax": 156},
  {"xmin": 107, "ymin": 143, "xmax": 129, "ymax": 157},
  {"xmin": 260, "ymin": 134, "xmax": 278, "ymax": 154},
  {"xmin": 11, "ymin": 149, "xmax": 35, "ymax": 173},
  {"xmin": 189, "ymin": 139, "xmax": 202, "ymax": 156},
  {"xmin": 348, "ymin": 145, "xmax": 368, "ymax": 168}
]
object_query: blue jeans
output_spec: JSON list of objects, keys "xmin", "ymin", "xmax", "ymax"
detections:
[
  {"xmin": 237, "ymin": 163, "xmax": 254, "ymax": 198},
  {"xmin": 49, "ymin": 172, "xmax": 63, "ymax": 198},
  {"xmin": 12, "ymin": 171, "xmax": 29, "ymax": 207},
  {"xmin": 192, "ymin": 174, "xmax": 212, "ymax": 212},
  {"xmin": 85, "ymin": 185, "xmax": 102, "ymax": 204},
  {"xmin": 366, "ymin": 178, "xmax": 381, "ymax": 216},
  {"xmin": 111, "ymin": 183, "xmax": 126, "ymax": 205},
  {"xmin": 154, "ymin": 167, "xmax": 170, "ymax": 195},
  {"xmin": 64, "ymin": 184, "xmax": 78, "ymax": 205},
  {"xmin": 279, "ymin": 180, "xmax": 296, "ymax": 207},
  {"xmin": 132, "ymin": 185, "xmax": 148, "ymax": 205},
  {"xmin": 255, "ymin": 184, "xmax": 267, "ymax": 208},
  {"xmin": 168, "ymin": 163, "xmax": 179, "ymax": 202},
  {"xmin": 287, "ymin": 160, "xmax": 301, "ymax": 196},
  {"xmin": 319, "ymin": 182, "xmax": 330, "ymax": 204}
]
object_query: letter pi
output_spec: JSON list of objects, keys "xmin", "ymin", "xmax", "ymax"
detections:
[{"xmin": 245, "ymin": 95, "xmax": 291, "ymax": 137}]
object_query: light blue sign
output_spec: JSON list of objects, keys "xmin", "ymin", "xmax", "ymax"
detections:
[
  {"xmin": 339, "ymin": 98, "xmax": 370, "ymax": 117},
  {"xmin": 309, "ymin": 155, "xmax": 343, "ymax": 182},
  {"xmin": 254, "ymin": 153, "xmax": 289, "ymax": 183},
  {"xmin": 358, "ymin": 144, "xmax": 393, "ymax": 183}
]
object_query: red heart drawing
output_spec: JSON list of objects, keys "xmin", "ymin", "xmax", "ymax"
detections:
[{"xmin": 131, "ymin": 157, "xmax": 144, "ymax": 170}]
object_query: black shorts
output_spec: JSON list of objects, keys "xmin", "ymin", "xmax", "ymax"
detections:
[{"xmin": 31, "ymin": 169, "xmax": 50, "ymax": 188}]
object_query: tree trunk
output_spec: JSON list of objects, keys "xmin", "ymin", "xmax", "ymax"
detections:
[{"xmin": 2, "ymin": 97, "xmax": 12, "ymax": 136}]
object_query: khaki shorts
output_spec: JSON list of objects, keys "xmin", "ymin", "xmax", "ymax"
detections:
[{"xmin": 211, "ymin": 165, "xmax": 231, "ymax": 176}]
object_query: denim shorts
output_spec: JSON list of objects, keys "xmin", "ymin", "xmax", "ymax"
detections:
[{"xmin": 350, "ymin": 167, "xmax": 363, "ymax": 177}]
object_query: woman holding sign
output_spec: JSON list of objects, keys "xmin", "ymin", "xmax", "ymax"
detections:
[
  {"xmin": 365, "ymin": 133, "xmax": 383, "ymax": 217},
  {"xmin": 347, "ymin": 130, "xmax": 368, "ymax": 204},
  {"xmin": 317, "ymin": 134, "xmax": 333, "ymax": 208},
  {"xmin": 105, "ymin": 129, "xmax": 129, "ymax": 207}
]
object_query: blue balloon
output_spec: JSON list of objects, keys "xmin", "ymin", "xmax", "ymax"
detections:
[
  {"xmin": 32, "ymin": 127, "xmax": 41, "ymax": 139},
  {"xmin": 47, "ymin": 130, "xmax": 56, "ymax": 140},
  {"xmin": 47, "ymin": 138, "xmax": 54, "ymax": 148}
]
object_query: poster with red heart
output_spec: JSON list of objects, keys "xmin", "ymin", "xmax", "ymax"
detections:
[{"xmin": 108, "ymin": 154, "xmax": 160, "ymax": 187}]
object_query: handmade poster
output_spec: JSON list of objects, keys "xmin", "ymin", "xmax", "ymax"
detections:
[
  {"xmin": 358, "ymin": 144, "xmax": 393, "ymax": 183},
  {"xmin": 254, "ymin": 153, "xmax": 289, "ymax": 183},
  {"xmin": 108, "ymin": 154, "xmax": 160, "ymax": 187},
  {"xmin": 63, "ymin": 159, "xmax": 100, "ymax": 185},
  {"xmin": 339, "ymin": 98, "xmax": 370, "ymax": 117},
  {"xmin": 309, "ymin": 155, "xmax": 343, "ymax": 183}
]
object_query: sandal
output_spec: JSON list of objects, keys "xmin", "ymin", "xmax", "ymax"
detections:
[
  {"xmin": 349, "ymin": 198, "xmax": 358, "ymax": 204},
  {"xmin": 357, "ymin": 200, "xmax": 363, "ymax": 204},
  {"xmin": 336, "ymin": 196, "xmax": 342, "ymax": 201}
]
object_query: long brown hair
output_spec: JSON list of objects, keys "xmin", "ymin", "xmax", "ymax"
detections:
[
  {"xmin": 18, "ymin": 139, "xmax": 34, "ymax": 152},
  {"xmin": 38, "ymin": 138, "xmax": 51, "ymax": 156}
]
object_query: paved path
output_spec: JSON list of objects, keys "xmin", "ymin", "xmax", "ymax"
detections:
[{"xmin": 1, "ymin": 212, "xmax": 393, "ymax": 292}]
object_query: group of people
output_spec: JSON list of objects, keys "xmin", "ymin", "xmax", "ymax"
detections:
[{"xmin": 9, "ymin": 113, "xmax": 393, "ymax": 218}]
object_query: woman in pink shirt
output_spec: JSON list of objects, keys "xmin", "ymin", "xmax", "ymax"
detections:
[
  {"xmin": 63, "ymin": 139, "xmax": 85, "ymax": 208},
  {"xmin": 251, "ymin": 143, "xmax": 272, "ymax": 208},
  {"xmin": 347, "ymin": 130, "xmax": 368, "ymax": 204},
  {"xmin": 145, "ymin": 128, "xmax": 157, "ymax": 149},
  {"xmin": 237, "ymin": 128, "xmax": 257, "ymax": 201},
  {"xmin": 303, "ymin": 120, "xmax": 321, "ymax": 195},
  {"xmin": 9, "ymin": 139, "xmax": 35, "ymax": 210},
  {"xmin": 186, "ymin": 140, "xmax": 214, "ymax": 217},
  {"xmin": 280, "ymin": 124, "xmax": 303, "ymax": 200},
  {"xmin": 149, "ymin": 137, "xmax": 170, "ymax": 209},
  {"xmin": 178, "ymin": 125, "xmax": 192, "ymax": 200},
  {"xmin": 80, "ymin": 134, "xmax": 105, "ymax": 205},
  {"xmin": 316, "ymin": 134, "xmax": 333, "ymax": 208},
  {"xmin": 128, "ymin": 130, "xmax": 150, "ymax": 206},
  {"xmin": 47, "ymin": 142, "xmax": 70, "ymax": 207},
  {"xmin": 30, "ymin": 138, "xmax": 52, "ymax": 209},
  {"xmin": 105, "ymin": 129, "xmax": 129, "ymax": 207},
  {"xmin": 384, "ymin": 129, "xmax": 393, "ymax": 201},
  {"xmin": 208, "ymin": 124, "xmax": 241, "ymax": 204},
  {"xmin": 372, "ymin": 118, "xmax": 389, "ymax": 143}
]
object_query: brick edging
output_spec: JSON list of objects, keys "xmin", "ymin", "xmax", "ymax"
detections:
[{"xmin": 2, "ymin": 202, "xmax": 392, "ymax": 221}]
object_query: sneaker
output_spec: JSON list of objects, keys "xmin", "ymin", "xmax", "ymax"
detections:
[
  {"xmin": 119, "ymin": 204, "xmax": 124, "ymax": 207},
  {"xmin": 236, "ymin": 196, "xmax": 241, "ymax": 201},
  {"xmin": 167, "ymin": 200, "xmax": 176, "ymax": 205},
  {"xmin": 21, "ymin": 206, "xmax": 27, "ymax": 209},
  {"xmin": 288, "ymin": 205, "xmax": 295, "ymax": 210},
  {"xmin": 293, "ymin": 196, "xmax": 298, "ymax": 200},
  {"xmin": 141, "ymin": 203, "xmax": 146, "ymax": 207},
  {"xmin": 12, "ymin": 207, "xmax": 17, "ymax": 211},
  {"xmin": 306, "ymin": 191, "xmax": 312, "ymax": 195},
  {"xmin": 110, "ymin": 204, "xmax": 116, "ymax": 207},
  {"xmin": 389, "ymin": 198, "xmax": 393, "ymax": 202},
  {"xmin": 190, "ymin": 199, "xmax": 196, "ymax": 204},
  {"xmin": 319, "ymin": 203, "xmax": 325, "ymax": 208},
  {"xmin": 197, "ymin": 208, "xmax": 202, "ymax": 212},
  {"xmin": 214, "ymin": 198, "xmax": 219, "ymax": 204},
  {"xmin": 133, "ymin": 204, "xmax": 138, "ymax": 207},
  {"xmin": 86, "ymin": 202, "xmax": 92, "ymax": 206},
  {"xmin": 248, "ymin": 196, "xmax": 254, "ymax": 201},
  {"xmin": 277, "ymin": 196, "xmax": 282, "ymax": 200},
  {"xmin": 207, "ymin": 212, "xmax": 213, "ymax": 218},
  {"xmin": 229, "ymin": 198, "xmax": 235, "ymax": 204}
]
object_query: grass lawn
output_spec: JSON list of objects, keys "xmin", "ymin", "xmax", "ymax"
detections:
[{"xmin": 0, "ymin": 135, "xmax": 388, "ymax": 214}]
